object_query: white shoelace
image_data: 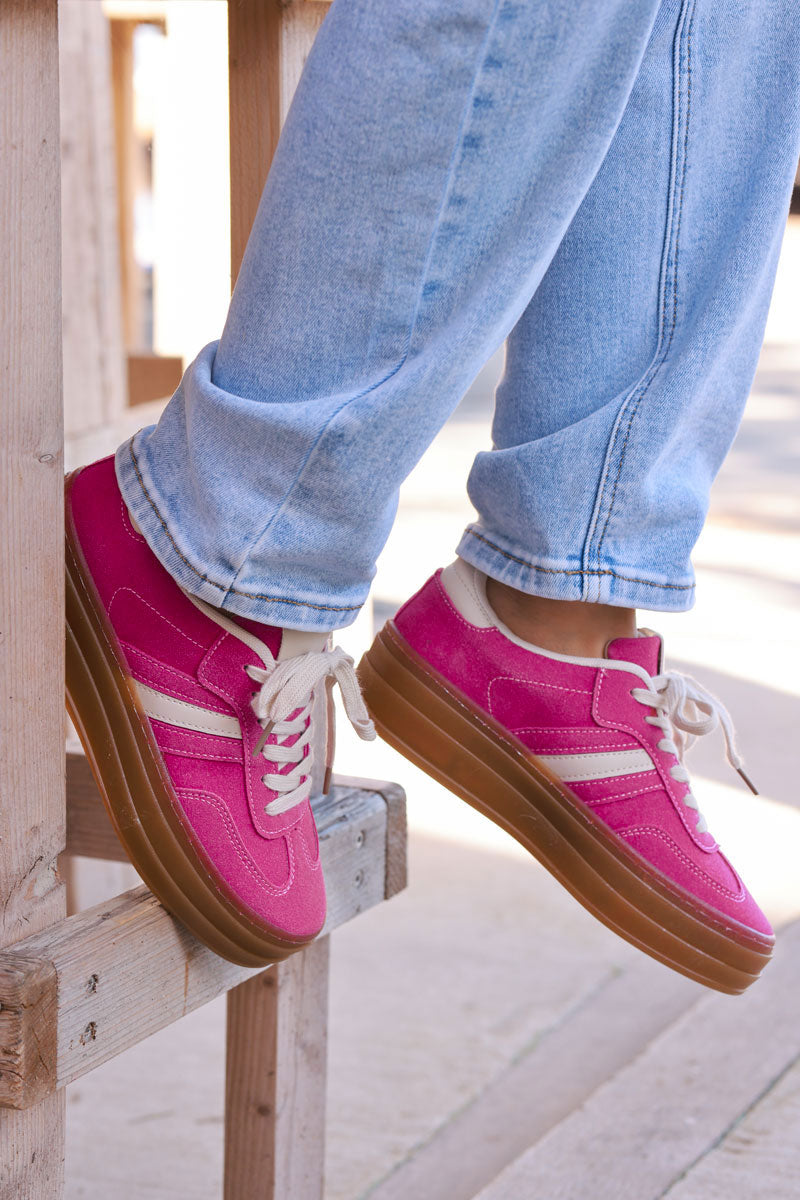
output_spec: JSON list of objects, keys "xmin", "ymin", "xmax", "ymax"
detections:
[
  {"xmin": 182, "ymin": 591, "xmax": 375, "ymax": 816},
  {"xmin": 630, "ymin": 671, "xmax": 756, "ymax": 834},
  {"xmin": 246, "ymin": 647, "xmax": 375, "ymax": 814}
]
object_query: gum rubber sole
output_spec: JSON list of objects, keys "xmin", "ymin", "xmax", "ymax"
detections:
[
  {"xmin": 359, "ymin": 623, "xmax": 774, "ymax": 995},
  {"xmin": 65, "ymin": 474, "xmax": 314, "ymax": 967}
]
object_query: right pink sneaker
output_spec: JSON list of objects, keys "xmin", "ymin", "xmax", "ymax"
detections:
[{"xmin": 359, "ymin": 559, "xmax": 773, "ymax": 993}]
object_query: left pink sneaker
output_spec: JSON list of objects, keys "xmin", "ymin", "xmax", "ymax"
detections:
[
  {"xmin": 66, "ymin": 454, "xmax": 374, "ymax": 966},
  {"xmin": 359, "ymin": 559, "xmax": 773, "ymax": 993}
]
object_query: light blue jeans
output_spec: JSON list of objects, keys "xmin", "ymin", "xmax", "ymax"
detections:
[{"xmin": 117, "ymin": 0, "xmax": 800, "ymax": 632}]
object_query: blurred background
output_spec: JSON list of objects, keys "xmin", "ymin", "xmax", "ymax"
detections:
[{"xmin": 62, "ymin": 3, "xmax": 800, "ymax": 1197}]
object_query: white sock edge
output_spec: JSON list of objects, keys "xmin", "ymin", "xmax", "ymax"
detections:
[{"xmin": 439, "ymin": 558, "xmax": 653, "ymax": 684}]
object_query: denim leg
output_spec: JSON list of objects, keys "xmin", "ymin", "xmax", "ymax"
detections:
[
  {"xmin": 116, "ymin": 0, "xmax": 666, "ymax": 630},
  {"xmin": 459, "ymin": 0, "xmax": 800, "ymax": 612}
]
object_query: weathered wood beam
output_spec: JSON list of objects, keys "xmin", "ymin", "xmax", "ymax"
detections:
[
  {"xmin": 0, "ymin": 779, "xmax": 405, "ymax": 1110},
  {"xmin": 0, "ymin": 0, "xmax": 67, "ymax": 1191}
]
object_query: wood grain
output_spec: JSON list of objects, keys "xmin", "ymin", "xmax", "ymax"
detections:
[
  {"xmin": 0, "ymin": 0, "xmax": 67, "ymax": 1192},
  {"xmin": 224, "ymin": 936, "xmax": 329, "ymax": 1200}
]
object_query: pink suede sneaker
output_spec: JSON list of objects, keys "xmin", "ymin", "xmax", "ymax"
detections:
[
  {"xmin": 359, "ymin": 559, "xmax": 773, "ymax": 993},
  {"xmin": 65, "ymin": 455, "xmax": 374, "ymax": 966}
]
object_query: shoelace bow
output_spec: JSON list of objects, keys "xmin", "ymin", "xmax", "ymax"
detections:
[
  {"xmin": 246, "ymin": 646, "xmax": 375, "ymax": 816},
  {"xmin": 630, "ymin": 671, "xmax": 756, "ymax": 834}
]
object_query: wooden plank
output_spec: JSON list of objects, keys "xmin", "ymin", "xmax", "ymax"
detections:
[
  {"xmin": 224, "ymin": 936, "xmax": 329, "ymax": 1200},
  {"xmin": 0, "ymin": 0, "xmax": 67, "ymax": 1193},
  {"xmin": 0, "ymin": 780, "xmax": 403, "ymax": 1108},
  {"xmin": 0, "ymin": 0, "xmax": 66, "ymax": 955},
  {"xmin": 276, "ymin": 1, "xmax": 329, "ymax": 128},
  {"xmin": 59, "ymin": 0, "xmax": 127, "ymax": 437},
  {"xmin": 667, "ymin": 1052, "xmax": 800, "ymax": 1200},
  {"xmin": 473, "ymin": 919, "xmax": 800, "ymax": 1200},
  {"xmin": 365, "ymin": 956, "xmax": 700, "ymax": 1200},
  {"xmin": 0, "ymin": 958, "xmax": 59, "ymax": 1113},
  {"xmin": 228, "ymin": 0, "xmax": 328, "ymax": 280}
]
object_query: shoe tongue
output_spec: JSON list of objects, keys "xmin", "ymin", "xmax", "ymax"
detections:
[
  {"xmin": 605, "ymin": 633, "xmax": 662, "ymax": 676},
  {"xmin": 276, "ymin": 628, "xmax": 330, "ymax": 662}
]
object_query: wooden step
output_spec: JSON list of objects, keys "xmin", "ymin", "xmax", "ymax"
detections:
[
  {"xmin": 473, "ymin": 919, "xmax": 800, "ymax": 1200},
  {"xmin": 365, "ymin": 953, "xmax": 701, "ymax": 1200}
]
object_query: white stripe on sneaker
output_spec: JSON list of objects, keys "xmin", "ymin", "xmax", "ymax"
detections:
[
  {"xmin": 536, "ymin": 748, "xmax": 652, "ymax": 783},
  {"xmin": 132, "ymin": 680, "xmax": 241, "ymax": 739}
]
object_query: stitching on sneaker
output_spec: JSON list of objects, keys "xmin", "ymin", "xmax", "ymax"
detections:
[
  {"xmin": 489, "ymin": 675, "xmax": 590, "ymax": 700},
  {"xmin": 581, "ymin": 781, "xmax": 665, "ymax": 805},
  {"xmin": 295, "ymin": 820, "xmax": 322, "ymax": 870},
  {"xmin": 197, "ymin": 635, "xmax": 308, "ymax": 832},
  {"xmin": 121, "ymin": 639, "xmax": 233, "ymax": 714},
  {"xmin": 177, "ymin": 788, "xmax": 296, "ymax": 896},
  {"xmin": 623, "ymin": 825, "xmax": 740, "ymax": 900},
  {"xmin": 120, "ymin": 497, "xmax": 147, "ymax": 543},
  {"xmin": 110, "ymin": 586, "xmax": 208, "ymax": 651},
  {"xmin": 160, "ymin": 743, "xmax": 243, "ymax": 764}
]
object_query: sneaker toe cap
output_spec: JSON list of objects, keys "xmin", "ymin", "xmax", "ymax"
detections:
[{"xmin": 621, "ymin": 826, "xmax": 773, "ymax": 940}]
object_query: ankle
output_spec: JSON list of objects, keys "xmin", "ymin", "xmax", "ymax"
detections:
[{"xmin": 484, "ymin": 578, "xmax": 636, "ymax": 659}]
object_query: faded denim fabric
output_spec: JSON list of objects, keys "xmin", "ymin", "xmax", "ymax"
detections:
[{"xmin": 117, "ymin": 0, "xmax": 800, "ymax": 631}]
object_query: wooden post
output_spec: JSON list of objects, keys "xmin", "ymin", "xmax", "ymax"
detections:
[
  {"xmin": 228, "ymin": 0, "xmax": 328, "ymax": 278},
  {"xmin": 59, "ymin": 0, "xmax": 127, "ymax": 439},
  {"xmin": 224, "ymin": 938, "xmax": 330, "ymax": 1200},
  {"xmin": 0, "ymin": 1, "xmax": 67, "ymax": 1196},
  {"xmin": 225, "ymin": 6, "xmax": 332, "ymax": 1196}
]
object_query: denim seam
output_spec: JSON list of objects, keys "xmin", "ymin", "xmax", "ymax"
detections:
[
  {"xmin": 580, "ymin": 0, "xmax": 696, "ymax": 595},
  {"xmin": 221, "ymin": 0, "xmax": 505, "ymax": 602},
  {"xmin": 126, "ymin": 440, "xmax": 361, "ymax": 613},
  {"xmin": 464, "ymin": 526, "xmax": 694, "ymax": 592}
]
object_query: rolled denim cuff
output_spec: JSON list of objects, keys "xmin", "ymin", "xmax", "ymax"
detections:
[
  {"xmin": 456, "ymin": 524, "xmax": 696, "ymax": 613},
  {"xmin": 115, "ymin": 433, "xmax": 363, "ymax": 633}
]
